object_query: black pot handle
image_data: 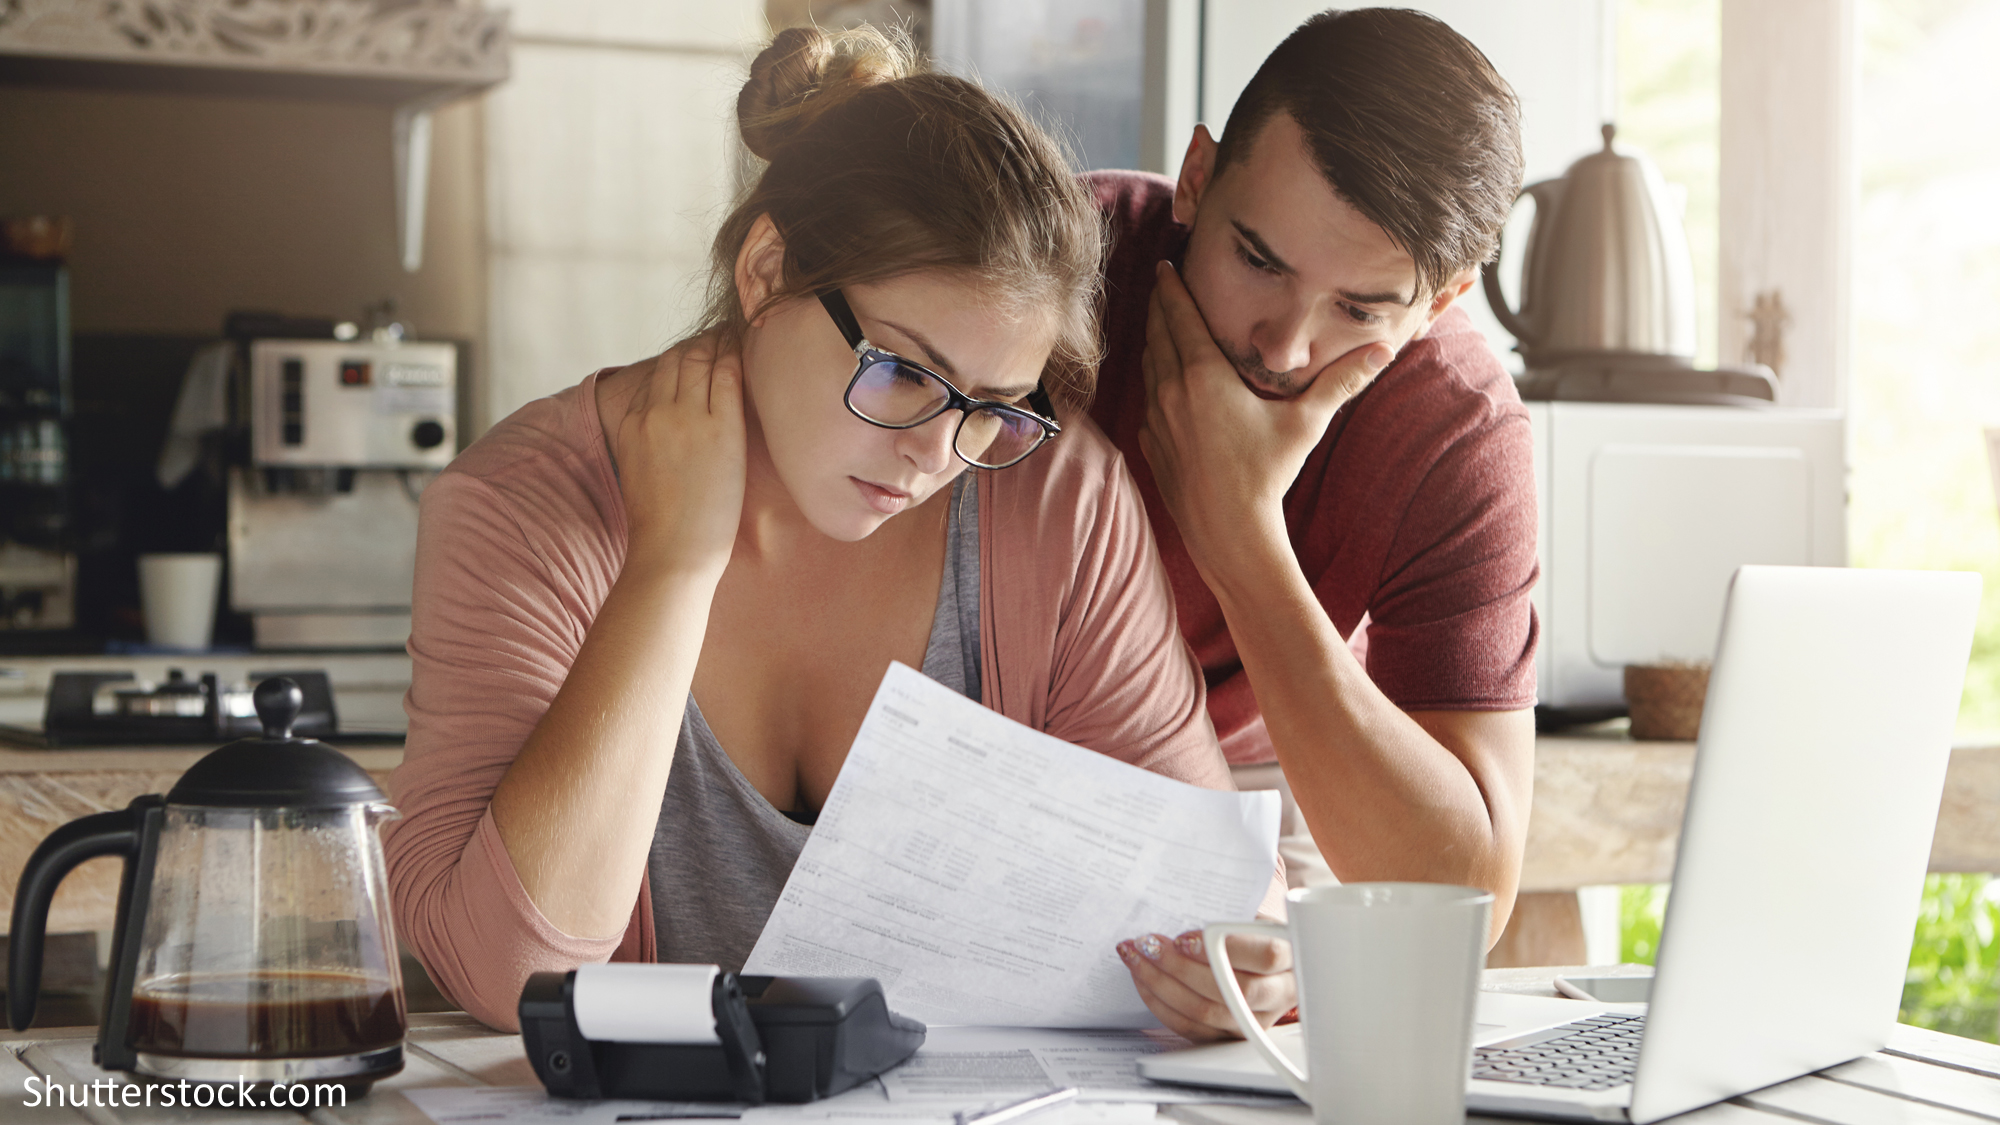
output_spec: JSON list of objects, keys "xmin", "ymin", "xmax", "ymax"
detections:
[{"xmin": 9, "ymin": 807, "xmax": 143, "ymax": 1031}]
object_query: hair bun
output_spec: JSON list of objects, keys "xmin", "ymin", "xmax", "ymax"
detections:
[{"xmin": 739, "ymin": 24, "xmax": 919, "ymax": 162}]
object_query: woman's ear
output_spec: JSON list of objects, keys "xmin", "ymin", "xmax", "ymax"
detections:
[{"xmin": 735, "ymin": 213, "xmax": 788, "ymax": 328}]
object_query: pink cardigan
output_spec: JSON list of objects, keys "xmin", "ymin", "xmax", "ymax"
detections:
[{"xmin": 386, "ymin": 372, "xmax": 1265, "ymax": 1030}]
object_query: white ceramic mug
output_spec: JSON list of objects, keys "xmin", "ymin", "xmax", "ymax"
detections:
[
  {"xmin": 1207, "ymin": 882, "xmax": 1492, "ymax": 1125},
  {"xmin": 138, "ymin": 553, "xmax": 222, "ymax": 650}
]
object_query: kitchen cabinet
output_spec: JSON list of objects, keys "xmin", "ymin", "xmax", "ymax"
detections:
[
  {"xmin": 0, "ymin": 0, "xmax": 510, "ymax": 273},
  {"xmin": 476, "ymin": 0, "xmax": 764, "ymax": 431}
]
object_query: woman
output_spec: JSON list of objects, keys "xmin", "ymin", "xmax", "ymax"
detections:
[{"xmin": 385, "ymin": 25, "xmax": 1292, "ymax": 1037}]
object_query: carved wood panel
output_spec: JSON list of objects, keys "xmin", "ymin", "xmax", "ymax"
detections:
[{"xmin": 0, "ymin": 0, "xmax": 506, "ymax": 82}]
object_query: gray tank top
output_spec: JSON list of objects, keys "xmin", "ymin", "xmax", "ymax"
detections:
[{"xmin": 647, "ymin": 475, "xmax": 981, "ymax": 968}]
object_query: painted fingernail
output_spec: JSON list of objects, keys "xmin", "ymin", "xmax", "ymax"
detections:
[
  {"xmin": 1138, "ymin": 934, "xmax": 1165, "ymax": 961},
  {"xmin": 1177, "ymin": 932, "xmax": 1205, "ymax": 958},
  {"xmin": 1117, "ymin": 941, "xmax": 1138, "ymax": 964}
]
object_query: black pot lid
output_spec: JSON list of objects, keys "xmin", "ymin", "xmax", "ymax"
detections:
[{"xmin": 166, "ymin": 678, "xmax": 387, "ymax": 809}]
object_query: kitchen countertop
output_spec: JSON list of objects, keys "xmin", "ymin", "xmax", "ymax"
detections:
[{"xmin": 0, "ymin": 651, "xmax": 414, "ymax": 735}]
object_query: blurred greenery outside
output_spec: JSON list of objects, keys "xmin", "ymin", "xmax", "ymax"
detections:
[{"xmin": 1610, "ymin": 0, "xmax": 2000, "ymax": 1042}]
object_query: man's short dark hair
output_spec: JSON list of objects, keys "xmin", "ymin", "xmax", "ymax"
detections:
[{"xmin": 1214, "ymin": 7, "xmax": 1524, "ymax": 296}]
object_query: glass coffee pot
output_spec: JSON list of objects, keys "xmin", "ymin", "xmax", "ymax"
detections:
[{"xmin": 8, "ymin": 678, "xmax": 407, "ymax": 1091}]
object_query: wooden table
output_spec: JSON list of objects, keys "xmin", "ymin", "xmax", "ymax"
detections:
[
  {"xmin": 1490, "ymin": 726, "xmax": 2000, "ymax": 967},
  {"xmin": 1520, "ymin": 725, "xmax": 2000, "ymax": 888},
  {"xmin": 0, "ymin": 650, "xmax": 410, "ymax": 938},
  {"xmin": 5, "ymin": 725, "xmax": 1998, "ymax": 967},
  {"xmin": 7, "ymin": 968, "xmax": 1999, "ymax": 1123},
  {"xmin": 0, "ymin": 743, "xmax": 402, "ymax": 936}
]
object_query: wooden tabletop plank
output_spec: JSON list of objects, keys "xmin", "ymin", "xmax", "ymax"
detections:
[
  {"xmin": 1735, "ymin": 1072, "xmax": 1996, "ymax": 1124},
  {"xmin": 1889, "ymin": 1024, "xmax": 2000, "ymax": 1082},
  {"xmin": 1158, "ymin": 1092, "xmax": 1796, "ymax": 1123},
  {"xmin": 1819, "ymin": 1054, "xmax": 2000, "ymax": 1119},
  {"xmin": 1932, "ymin": 745, "xmax": 2000, "ymax": 873},
  {"xmin": 1521, "ymin": 736, "xmax": 2000, "ymax": 891},
  {"xmin": 1535, "ymin": 1099, "xmax": 1781, "ymax": 1122},
  {"xmin": 1520, "ymin": 738, "xmax": 1696, "ymax": 890},
  {"xmin": 0, "ymin": 1024, "xmax": 95, "ymax": 1045},
  {"xmin": 1158, "ymin": 1107, "xmax": 1308, "ymax": 1123},
  {"xmin": 19, "ymin": 1039, "xmax": 301, "ymax": 1124},
  {"xmin": 1520, "ymin": 1103, "xmax": 1775, "ymax": 1125},
  {"xmin": 0, "ymin": 752, "xmax": 391, "ymax": 935},
  {"xmin": 306, "ymin": 1046, "xmax": 474, "ymax": 1125},
  {"xmin": 3, "ymin": 1045, "xmax": 92, "ymax": 1123},
  {"xmin": 406, "ymin": 1015, "xmax": 489, "ymax": 1035},
  {"xmin": 401, "ymin": 1028, "xmax": 539, "ymax": 1090},
  {"xmin": 10, "ymin": 1003, "xmax": 1999, "ymax": 1124}
]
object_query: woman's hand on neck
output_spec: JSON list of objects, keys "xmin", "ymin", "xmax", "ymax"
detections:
[{"xmin": 599, "ymin": 335, "xmax": 748, "ymax": 583}]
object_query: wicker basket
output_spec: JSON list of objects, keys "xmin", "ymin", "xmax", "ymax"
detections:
[{"xmin": 1624, "ymin": 662, "xmax": 1710, "ymax": 741}]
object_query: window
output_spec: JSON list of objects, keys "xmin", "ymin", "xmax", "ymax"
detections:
[{"xmin": 1615, "ymin": 0, "xmax": 2000, "ymax": 1044}]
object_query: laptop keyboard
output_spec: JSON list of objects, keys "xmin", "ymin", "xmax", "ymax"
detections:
[{"xmin": 1472, "ymin": 1012, "xmax": 1646, "ymax": 1091}]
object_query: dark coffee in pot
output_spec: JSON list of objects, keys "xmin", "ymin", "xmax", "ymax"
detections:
[{"xmin": 129, "ymin": 970, "xmax": 404, "ymax": 1058}]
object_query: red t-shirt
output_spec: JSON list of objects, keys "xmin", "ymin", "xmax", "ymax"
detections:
[{"xmin": 1086, "ymin": 171, "xmax": 1540, "ymax": 765}]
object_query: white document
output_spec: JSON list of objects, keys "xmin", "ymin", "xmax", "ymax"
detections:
[
  {"xmin": 743, "ymin": 1092, "xmax": 1157, "ymax": 1124},
  {"xmin": 401, "ymin": 1087, "xmax": 740, "ymax": 1123},
  {"xmin": 402, "ymin": 1085, "xmax": 1157, "ymax": 1125},
  {"xmin": 878, "ymin": 1026, "xmax": 1299, "ymax": 1107},
  {"xmin": 744, "ymin": 662, "xmax": 1281, "ymax": 1028}
]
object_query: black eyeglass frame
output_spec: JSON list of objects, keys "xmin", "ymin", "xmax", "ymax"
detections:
[{"xmin": 817, "ymin": 288, "xmax": 1061, "ymax": 470}]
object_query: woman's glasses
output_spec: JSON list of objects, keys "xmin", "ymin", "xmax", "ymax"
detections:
[{"xmin": 819, "ymin": 289, "xmax": 1060, "ymax": 470}]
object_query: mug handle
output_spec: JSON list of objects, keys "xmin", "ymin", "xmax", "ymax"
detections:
[{"xmin": 1203, "ymin": 921, "xmax": 1309, "ymax": 1102}]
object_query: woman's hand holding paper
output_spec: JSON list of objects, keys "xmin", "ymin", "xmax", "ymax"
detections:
[{"xmin": 1118, "ymin": 928, "xmax": 1297, "ymax": 1041}]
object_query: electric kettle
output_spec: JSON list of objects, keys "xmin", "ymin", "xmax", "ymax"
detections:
[
  {"xmin": 8, "ymin": 678, "xmax": 406, "ymax": 1091},
  {"xmin": 1484, "ymin": 123, "xmax": 1777, "ymax": 406},
  {"xmin": 1484, "ymin": 123, "xmax": 1699, "ymax": 367}
]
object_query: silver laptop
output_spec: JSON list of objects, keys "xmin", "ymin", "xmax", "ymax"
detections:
[{"xmin": 1139, "ymin": 565, "xmax": 1981, "ymax": 1123}]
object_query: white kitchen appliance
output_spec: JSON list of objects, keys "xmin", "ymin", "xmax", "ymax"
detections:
[
  {"xmin": 229, "ymin": 337, "xmax": 456, "ymax": 650},
  {"xmin": 249, "ymin": 339, "xmax": 454, "ymax": 469},
  {"xmin": 1485, "ymin": 117, "xmax": 1845, "ymax": 717},
  {"xmin": 1528, "ymin": 401, "xmax": 1845, "ymax": 714}
]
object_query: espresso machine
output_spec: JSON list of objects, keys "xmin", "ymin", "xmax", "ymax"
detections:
[
  {"xmin": 0, "ymin": 255, "xmax": 76, "ymax": 633},
  {"xmin": 228, "ymin": 335, "xmax": 456, "ymax": 650}
]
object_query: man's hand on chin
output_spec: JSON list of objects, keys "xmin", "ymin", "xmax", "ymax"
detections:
[{"xmin": 1137, "ymin": 260, "xmax": 1390, "ymax": 582}]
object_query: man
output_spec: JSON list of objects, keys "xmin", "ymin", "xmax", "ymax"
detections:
[{"xmin": 1099, "ymin": 9, "xmax": 1539, "ymax": 1035}]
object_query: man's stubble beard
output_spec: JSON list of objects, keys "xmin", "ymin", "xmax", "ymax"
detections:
[{"xmin": 1215, "ymin": 336, "xmax": 1315, "ymax": 399}]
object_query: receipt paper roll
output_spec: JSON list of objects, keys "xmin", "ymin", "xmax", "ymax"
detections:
[{"xmin": 571, "ymin": 963, "xmax": 721, "ymax": 1044}]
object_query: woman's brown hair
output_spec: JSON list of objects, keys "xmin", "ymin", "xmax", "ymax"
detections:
[{"xmin": 702, "ymin": 25, "xmax": 1105, "ymax": 404}]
